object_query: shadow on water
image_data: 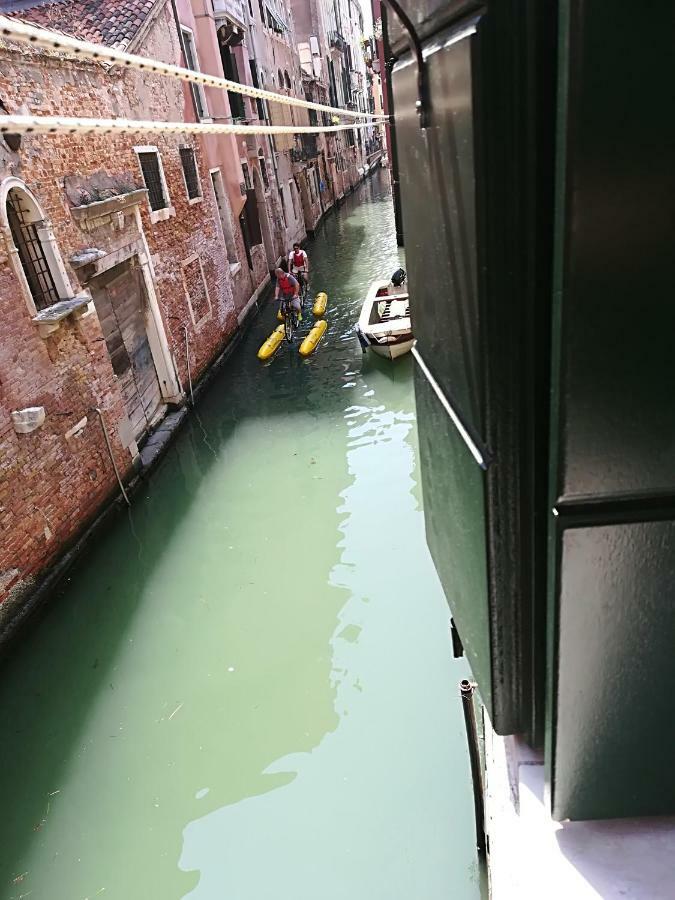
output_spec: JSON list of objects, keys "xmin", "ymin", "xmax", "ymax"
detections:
[{"xmin": 0, "ymin": 170, "xmax": 479, "ymax": 900}]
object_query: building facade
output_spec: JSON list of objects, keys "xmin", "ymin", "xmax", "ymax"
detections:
[{"xmin": 0, "ymin": 0, "xmax": 240, "ymax": 625}]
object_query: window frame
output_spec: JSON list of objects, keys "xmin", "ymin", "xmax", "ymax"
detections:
[
  {"xmin": 179, "ymin": 145, "xmax": 203, "ymax": 204},
  {"xmin": 208, "ymin": 167, "xmax": 240, "ymax": 271},
  {"xmin": 180, "ymin": 25, "xmax": 210, "ymax": 122},
  {"xmin": 180, "ymin": 252, "xmax": 212, "ymax": 329},
  {"xmin": 134, "ymin": 146, "xmax": 174, "ymax": 223},
  {"xmin": 0, "ymin": 177, "xmax": 74, "ymax": 318},
  {"xmin": 289, "ymin": 178, "xmax": 300, "ymax": 222}
]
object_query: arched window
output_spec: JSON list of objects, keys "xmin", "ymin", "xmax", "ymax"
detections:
[
  {"xmin": 284, "ymin": 70, "xmax": 291, "ymax": 90},
  {"xmin": 277, "ymin": 68, "xmax": 283, "ymax": 88},
  {"xmin": 1, "ymin": 180, "xmax": 72, "ymax": 314}
]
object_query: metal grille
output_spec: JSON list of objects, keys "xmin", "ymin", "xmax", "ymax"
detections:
[
  {"xmin": 6, "ymin": 188, "xmax": 59, "ymax": 310},
  {"xmin": 138, "ymin": 151, "xmax": 167, "ymax": 211},
  {"xmin": 180, "ymin": 147, "xmax": 201, "ymax": 200}
]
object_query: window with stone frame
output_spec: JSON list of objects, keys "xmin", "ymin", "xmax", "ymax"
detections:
[
  {"xmin": 6, "ymin": 187, "xmax": 60, "ymax": 311},
  {"xmin": 182, "ymin": 255, "xmax": 211, "ymax": 326},
  {"xmin": 180, "ymin": 26, "xmax": 209, "ymax": 120},
  {"xmin": 179, "ymin": 147, "xmax": 202, "ymax": 201},
  {"xmin": 137, "ymin": 150, "xmax": 169, "ymax": 211}
]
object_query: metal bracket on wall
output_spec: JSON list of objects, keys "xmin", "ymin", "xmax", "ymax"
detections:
[{"xmin": 382, "ymin": 0, "xmax": 429, "ymax": 129}]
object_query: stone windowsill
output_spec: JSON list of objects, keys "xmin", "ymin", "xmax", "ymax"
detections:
[
  {"xmin": 188, "ymin": 195, "xmax": 203, "ymax": 206},
  {"xmin": 150, "ymin": 206, "xmax": 176, "ymax": 224},
  {"xmin": 32, "ymin": 295, "xmax": 90, "ymax": 337},
  {"xmin": 69, "ymin": 189, "xmax": 148, "ymax": 223}
]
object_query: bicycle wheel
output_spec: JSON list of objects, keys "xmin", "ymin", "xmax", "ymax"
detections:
[{"xmin": 284, "ymin": 305, "xmax": 295, "ymax": 342}]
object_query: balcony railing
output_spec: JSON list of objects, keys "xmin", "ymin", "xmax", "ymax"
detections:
[
  {"xmin": 290, "ymin": 134, "xmax": 319, "ymax": 162},
  {"xmin": 329, "ymin": 30, "xmax": 346, "ymax": 52},
  {"xmin": 212, "ymin": 0, "xmax": 245, "ymax": 28}
]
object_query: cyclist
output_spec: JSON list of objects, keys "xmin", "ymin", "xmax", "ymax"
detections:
[
  {"xmin": 288, "ymin": 242, "xmax": 309, "ymax": 299},
  {"xmin": 274, "ymin": 266, "xmax": 302, "ymax": 324}
]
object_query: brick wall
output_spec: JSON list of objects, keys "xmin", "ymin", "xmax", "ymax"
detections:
[{"xmin": 0, "ymin": 5, "xmax": 242, "ymax": 617}]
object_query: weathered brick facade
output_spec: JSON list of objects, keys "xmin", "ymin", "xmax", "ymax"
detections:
[
  {"xmin": 0, "ymin": 2, "xmax": 241, "ymax": 620},
  {"xmin": 0, "ymin": 0, "xmax": 382, "ymax": 630}
]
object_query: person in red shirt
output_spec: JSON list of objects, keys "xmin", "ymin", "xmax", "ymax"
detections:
[
  {"xmin": 274, "ymin": 266, "xmax": 301, "ymax": 321},
  {"xmin": 288, "ymin": 243, "xmax": 309, "ymax": 298}
]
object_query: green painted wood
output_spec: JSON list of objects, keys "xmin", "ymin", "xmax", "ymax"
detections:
[
  {"xmin": 392, "ymin": 6, "xmax": 556, "ymax": 736},
  {"xmin": 547, "ymin": 0, "xmax": 675, "ymax": 819}
]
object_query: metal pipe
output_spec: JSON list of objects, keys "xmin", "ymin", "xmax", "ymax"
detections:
[
  {"xmin": 183, "ymin": 325, "xmax": 194, "ymax": 406},
  {"xmin": 460, "ymin": 679, "xmax": 486, "ymax": 856},
  {"xmin": 381, "ymin": 0, "xmax": 429, "ymax": 128},
  {"xmin": 381, "ymin": 8, "xmax": 404, "ymax": 245},
  {"xmin": 95, "ymin": 407, "xmax": 130, "ymax": 506}
]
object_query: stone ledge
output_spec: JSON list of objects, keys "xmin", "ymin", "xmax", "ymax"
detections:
[
  {"xmin": 32, "ymin": 296, "xmax": 90, "ymax": 337},
  {"xmin": 69, "ymin": 189, "xmax": 148, "ymax": 224}
]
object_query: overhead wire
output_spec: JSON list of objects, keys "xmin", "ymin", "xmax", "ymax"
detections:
[
  {"xmin": 0, "ymin": 14, "xmax": 387, "ymax": 123},
  {"xmin": 0, "ymin": 113, "xmax": 381, "ymax": 137}
]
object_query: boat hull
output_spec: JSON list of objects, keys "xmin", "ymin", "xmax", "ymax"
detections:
[{"xmin": 370, "ymin": 338, "xmax": 414, "ymax": 359}]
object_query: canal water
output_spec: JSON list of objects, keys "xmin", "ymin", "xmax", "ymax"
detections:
[{"xmin": 0, "ymin": 171, "xmax": 481, "ymax": 900}]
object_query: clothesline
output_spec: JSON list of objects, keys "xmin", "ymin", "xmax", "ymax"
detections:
[
  {"xmin": 0, "ymin": 15, "xmax": 387, "ymax": 123},
  {"xmin": 0, "ymin": 113, "xmax": 384, "ymax": 137}
]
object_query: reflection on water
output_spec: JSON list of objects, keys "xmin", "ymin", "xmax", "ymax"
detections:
[{"xmin": 0, "ymin": 172, "xmax": 479, "ymax": 900}]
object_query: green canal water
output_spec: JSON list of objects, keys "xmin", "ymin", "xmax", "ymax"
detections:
[{"xmin": 0, "ymin": 171, "xmax": 481, "ymax": 899}]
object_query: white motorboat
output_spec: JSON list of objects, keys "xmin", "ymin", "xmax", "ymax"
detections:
[{"xmin": 356, "ymin": 270, "xmax": 413, "ymax": 359}]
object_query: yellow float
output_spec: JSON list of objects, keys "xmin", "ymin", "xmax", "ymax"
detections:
[
  {"xmin": 312, "ymin": 291, "xmax": 328, "ymax": 317},
  {"xmin": 277, "ymin": 308, "xmax": 285, "ymax": 322},
  {"xmin": 257, "ymin": 325, "xmax": 285, "ymax": 360},
  {"xmin": 299, "ymin": 318, "xmax": 327, "ymax": 357}
]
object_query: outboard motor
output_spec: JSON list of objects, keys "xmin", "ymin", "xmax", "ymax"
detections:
[
  {"xmin": 391, "ymin": 268, "xmax": 407, "ymax": 287},
  {"xmin": 355, "ymin": 325, "xmax": 370, "ymax": 353}
]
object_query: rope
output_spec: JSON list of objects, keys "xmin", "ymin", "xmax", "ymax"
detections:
[
  {"xmin": 0, "ymin": 15, "xmax": 387, "ymax": 123},
  {"xmin": 0, "ymin": 113, "xmax": 379, "ymax": 137}
]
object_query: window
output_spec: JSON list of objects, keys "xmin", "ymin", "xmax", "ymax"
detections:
[
  {"xmin": 7, "ymin": 187, "xmax": 60, "ymax": 310},
  {"xmin": 137, "ymin": 150, "xmax": 168, "ymax": 211},
  {"xmin": 135, "ymin": 147, "xmax": 174, "ymax": 223},
  {"xmin": 278, "ymin": 186, "xmax": 286, "ymax": 227},
  {"xmin": 249, "ymin": 59, "xmax": 266, "ymax": 121},
  {"xmin": 309, "ymin": 168, "xmax": 319, "ymax": 202},
  {"xmin": 258, "ymin": 151, "xmax": 269, "ymax": 190},
  {"xmin": 284, "ymin": 70, "xmax": 291, "ymax": 90},
  {"xmin": 209, "ymin": 168, "xmax": 238, "ymax": 267},
  {"xmin": 181, "ymin": 254, "xmax": 212, "ymax": 326},
  {"xmin": 180, "ymin": 27, "xmax": 208, "ymax": 120},
  {"xmin": 180, "ymin": 147, "xmax": 202, "ymax": 201},
  {"xmin": 289, "ymin": 179, "xmax": 299, "ymax": 221},
  {"xmin": 219, "ymin": 41, "xmax": 245, "ymax": 120},
  {"xmin": 307, "ymin": 95, "xmax": 318, "ymax": 127}
]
